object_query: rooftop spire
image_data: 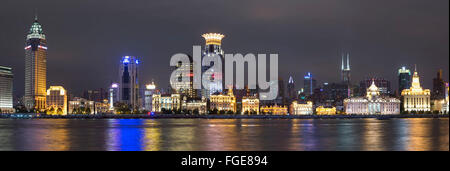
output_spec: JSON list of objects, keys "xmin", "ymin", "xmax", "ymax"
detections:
[
  {"xmin": 34, "ymin": 8, "xmax": 38, "ymax": 21},
  {"xmin": 346, "ymin": 53, "xmax": 350, "ymax": 70},
  {"xmin": 341, "ymin": 53, "xmax": 344, "ymax": 70}
]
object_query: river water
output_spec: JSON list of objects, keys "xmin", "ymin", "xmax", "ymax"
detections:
[{"xmin": 0, "ymin": 118, "xmax": 447, "ymax": 151}]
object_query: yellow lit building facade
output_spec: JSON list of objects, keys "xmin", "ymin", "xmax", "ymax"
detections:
[
  {"xmin": 68, "ymin": 97, "xmax": 95, "ymax": 114},
  {"xmin": 210, "ymin": 89, "xmax": 236, "ymax": 113},
  {"xmin": 316, "ymin": 106, "xmax": 336, "ymax": 115},
  {"xmin": 290, "ymin": 101, "xmax": 313, "ymax": 115},
  {"xmin": 24, "ymin": 17, "xmax": 48, "ymax": 112},
  {"xmin": 182, "ymin": 97, "xmax": 208, "ymax": 114},
  {"xmin": 46, "ymin": 86, "xmax": 67, "ymax": 115},
  {"xmin": 261, "ymin": 104, "xmax": 288, "ymax": 115},
  {"xmin": 152, "ymin": 94, "xmax": 181, "ymax": 112},
  {"xmin": 401, "ymin": 69, "xmax": 431, "ymax": 112},
  {"xmin": 241, "ymin": 95, "xmax": 259, "ymax": 114}
]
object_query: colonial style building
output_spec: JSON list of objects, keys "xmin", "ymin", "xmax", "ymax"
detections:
[
  {"xmin": 210, "ymin": 89, "xmax": 236, "ymax": 113},
  {"xmin": 152, "ymin": 94, "xmax": 181, "ymax": 112},
  {"xmin": 46, "ymin": 86, "xmax": 67, "ymax": 115},
  {"xmin": 344, "ymin": 81, "xmax": 400, "ymax": 115},
  {"xmin": 401, "ymin": 68, "xmax": 431, "ymax": 112},
  {"xmin": 289, "ymin": 101, "xmax": 313, "ymax": 115},
  {"xmin": 316, "ymin": 106, "xmax": 336, "ymax": 115},
  {"xmin": 68, "ymin": 97, "xmax": 95, "ymax": 114},
  {"xmin": 182, "ymin": 97, "xmax": 207, "ymax": 114},
  {"xmin": 260, "ymin": 104, "xmax": 288, "ymax": 115},
  {"xmin": 242, "ymin": 95, "xmax": 259, "ymax": 114}
]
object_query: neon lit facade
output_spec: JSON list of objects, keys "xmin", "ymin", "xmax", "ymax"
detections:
[{"xmin": 24, "ymin": 16, "xmax": 47, "ymax": 112}]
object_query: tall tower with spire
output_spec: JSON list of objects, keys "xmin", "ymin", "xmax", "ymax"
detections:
[
  {"xmin": 24, "ymin": 14, "xmax": 47, "ymax": 112},
  {"xmin": 341, "ymin": 53, "xmax": 351, "ymax": 85}
]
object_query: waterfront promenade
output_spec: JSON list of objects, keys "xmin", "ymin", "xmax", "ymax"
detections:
[{"xmin": 1, "ymin": 113, "xmax": 448, "ymax": 119}]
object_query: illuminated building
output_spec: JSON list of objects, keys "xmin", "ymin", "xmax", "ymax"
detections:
[
  {"xmin": 182, "ymin": 97, "xmax": 207, "ymax": 114},
  {"xmin": 341, "ymin": 53, "xmax": 351, "ymax": 97},
  {"xmin": 341, "ymin": 53, "xmax": 351, "ymax": 85},
  {"xmin": 242, "ymin": 95, "xmax": 260, "ymax": 115},
  {"xmin": 344, "ymin": 81, "xmax": 401, "ymax": 114},
  {"xmin": 290, "ymin": 101, "xmax": 313, "ymax": 115},
  {"xmin": 152, "ymin": 94, "xmax": 181, "ymax": 112},
  {"xmin": 276, "ymin": 78, "xmax": 286, "ymax": 105},
  {"xmin": 287, "ymin": 76, "xmax": 296, "ymax": 101},
  {"xmin": 144, "ymin": 82, "xmax": 156, "ymax": 111},
  {"xmin": 119, "ymin": 56, "xmax": 140, "ymax": 110},
  {"xmin": 172, "ymin": 55, "xmax": 197, "ymax": 98},
  {"xmin": 303, "ymin": 72, "xmax": 316, "ymax": 96},
  {"xmin": 432, "ymin": 82, "xmax": 449, "ymax": 114},
  {"xmin": 315, "ymin": 106, "xmax": 336, "ymax": 115},
  {"xmin": 398, "ymin": 66, "xmax": 411, "ymax": 94},
  {"xmin": 201, "ymin": 33, "xmax": 225, "ymax": 99},
  {"xmin": 260, "ymin": 104, "xmax": 288, "ymax": 115},
  {"xmin": 95, "ymin": 99, "xmax": 110, "ymax": 114},
  {"xmin": 360, "ymin": 78, "xmax": 391, "ymax": 96},
  {"xmin": 68, "ymin": 97, "xmax": 95, "ymax": 114},
  {"xmin": 401, "ymin": 67, "xmax": 431, "ymax": 112},
  {"xmin": 108, "ymin": 83, "xmax": 119, "ymax": 111},
  {"xmin": 46, "ymin": 86, "xmax": 67, "ymax": 115},
  {"xmin": 24, "ymin": 15, "xmax": 47, "ymax": 112},
  {"xmin": 0, "ymin": 66, "xmax": 14, "ymax": 113},
  {"xmin": 210, "ymin": 89, "xmax": 236, "ymax": 113},
  {"xmin": 432, "ymin": 69, "xmax": 446, "ymax": 100}
]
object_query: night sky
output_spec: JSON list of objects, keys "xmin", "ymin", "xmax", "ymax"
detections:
[{"xmin": 1, "ymin": 0, "xmax": 448, "ymax": 98}]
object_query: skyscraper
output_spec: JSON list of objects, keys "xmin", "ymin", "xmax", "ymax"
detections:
[
  {"xmin": 0, "ymin": 66, "xmax": 14, "ymax": 113},
  {"xmin": 119, "ymin": 56, "xmax": 140, "ymax": 110},
  {"xmin": 303, "ymin": 72, "xmax": 316, "ymax": 97},
  {"xmin": 432, "ymin": 69, "xmax": 446, "ymax": 100},
  {"xmin": 287, "ymin": 76, "xmax": 296, "ymax": 101},
  {"xmin": 341, "ymin": 53, "xmax": 351, "ymax": 85},
  {"xmin": 144, "ymin": 82, "xmax": 156, "ymax": 111},
  {"xmin": 398, "ymin": 66, "xmax": 411, "ymax": 94},
  {"xmin": 201, "ymin": 33, "xmax": 225, "ymax": 99},
  {"xmin": 24, "ymin": 15, "xmax": 47, "ymax": 112},
  {"xmin": 172, "ymin": 55, "xmax": 197, "ymax": 98}
]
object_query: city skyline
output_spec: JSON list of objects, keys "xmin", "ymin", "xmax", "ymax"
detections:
[{"xmin": 0, "ymin": 0, "xmax": 448, "ymax": 98}]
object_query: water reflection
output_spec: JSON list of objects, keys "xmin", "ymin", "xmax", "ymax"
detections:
[{"xmin": 0, "ymin": 118, "xmax": 447, "ymax": 151}]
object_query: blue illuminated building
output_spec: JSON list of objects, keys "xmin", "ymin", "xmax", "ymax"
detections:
[
  {"xmin": 303, "ymin": 72, "xmax": 317, "ymax": 97},
  {"xmin": 119, "ymin": 56, "xmax": 140, "ymax": 110}
]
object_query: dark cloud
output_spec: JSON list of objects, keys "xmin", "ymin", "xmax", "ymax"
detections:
[{"xmin": 0, "ymin": 0, "xmax": 448, "ymax": 98}]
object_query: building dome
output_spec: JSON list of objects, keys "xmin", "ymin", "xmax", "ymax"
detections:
[{"xmin": 367, "ymin": 81, "xmax": 380, "ymax": 100}]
